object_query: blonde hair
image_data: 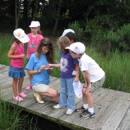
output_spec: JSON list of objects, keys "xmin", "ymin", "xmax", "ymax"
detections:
[{"xmin": 57, "ymin": 36, "xmax": 71, "ymax": 53}]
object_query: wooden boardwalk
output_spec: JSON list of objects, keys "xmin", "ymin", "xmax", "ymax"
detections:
[{"xmin": 0, "ymin": 64, "xmax": 130, "ymax": 130}]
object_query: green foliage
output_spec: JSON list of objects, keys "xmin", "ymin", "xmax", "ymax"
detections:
[
  {"xmin": 0, "ymin": 33, "xmax": 13, "ymax": 65},
  {"xmin": 0, "ymin": 99, "xmax": 40, "ymax": 130},
  {"xmin": 68, "ymin": 21, "xmax": 84, "ymax": 41},
  {"xmin": 91, "ymin": 23, "xmax": 130, "ymax": 54},
  {"xmin": 85, "ymin": 48, "xmax": 130, "ymax": 92}
]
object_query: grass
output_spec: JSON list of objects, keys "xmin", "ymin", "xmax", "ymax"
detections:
[{"xmin": 0, "ymin": 99, "xmax": 40, "ymax": 130}]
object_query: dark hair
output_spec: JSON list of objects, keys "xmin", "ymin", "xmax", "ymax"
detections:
[
  {"xmin": 65, "ymin": 32, "xmax": 77, "ymax": 42},
  {"xmin": 38, "ymin": 30, "xmax": 42, "ymax": 34},
  {"xmin": 36, "ymin": 38, "xmax": 54, "ymax": 63},
  {"xmin": 57, "ymin": 36, "xmax": 70, "ymax": 53},
  {"xmin": 14, "ymin": 37, "xmax": 21, "ymax": 44}
]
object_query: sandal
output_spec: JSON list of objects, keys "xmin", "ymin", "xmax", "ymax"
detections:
[
  {"xmin": 19, "ymin": 92, "xmax": 27, "ymax": 98},
  {"xmin": 13, "ymin": 96, "xmax": 23, "ymax": 102},
  {"xmin": 33, "ymin": 92, "xmax": 44, "ymax": 103},
  {"xmin": 26, "ymin": 84, "xmax": 32, "ymax": 91}
]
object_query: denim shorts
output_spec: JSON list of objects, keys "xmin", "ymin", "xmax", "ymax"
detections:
[
  {"xmin": 32, "ymin": 83, "xmax": 49, "ymax": 92},
  {"xmin": 8, "ymin": 65, "xmax": 25, "ymax": 78}
]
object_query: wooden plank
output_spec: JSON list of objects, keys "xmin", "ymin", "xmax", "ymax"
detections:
[
  {"xmin": 71, "ymin": 88, "xmax": 108, "ymax": 126},
  {"xmin": 101, "ymin": 92, "xmax": 130, "ymax": 130},
  {"xmin": 1, "ymin": 64, "xmax": 130, "ymax": 130},
  {"xmin": 78, "ymin": 89, "xmax": 122, "ymax": 130},
  {"xmin": 117, "ymin": 105, "xmax": 130, "ymax": 130}
]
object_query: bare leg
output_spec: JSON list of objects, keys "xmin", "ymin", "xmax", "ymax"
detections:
[
  {"xmin": 82, "ymin": 89, "xmax": 94, "ymax": 108},
  {"xmin": 82, "ymin": 89, "xmax": 88, "ymax": 104},
  {"xmin": 29, "ymin": 74, "xmax": 33, "ymax": 85},
  {"xmin": 18, "ymin": 77, "xmax": 24, "ymax": 93},
  {"xmin": 38, "ymin": 87, "xmax": 59, "ymax": 103},
  {"xmin": 12, "ymin": 78, "xmax": 18, "ymax": 97}
]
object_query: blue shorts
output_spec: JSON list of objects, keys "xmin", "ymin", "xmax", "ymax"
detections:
[{"xmin": 8, "ymin": 65, "xmax": 25, "ymax": 78}]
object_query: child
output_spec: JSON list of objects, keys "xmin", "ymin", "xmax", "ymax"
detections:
[
  {"xmin": 8, "ymin": 28, "xmax": 29, "ymax": 102},
  {"xmin": 58, "ymin": 29, "xmax": 76, "ymax": 56},
  {"xmin": 49, "ymin": 36, "xmax": 79, "ymax": 115},
  {"xmin": 26, "ymin": 38, "xmax": 59, "ymax": 103},
  {"xmin": 66, "ymin": 42, "xmax": 105, "ymax": 118},
  {"xmin": 25, "ymin": 21, "xmax": 44, "ymax": 91}
]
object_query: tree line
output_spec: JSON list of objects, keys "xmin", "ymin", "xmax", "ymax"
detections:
[{"xmin": 1, "ymin": 0, "xmax": 130, "ymax": 52}]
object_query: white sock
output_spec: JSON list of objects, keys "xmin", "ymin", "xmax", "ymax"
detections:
[
  {"xmin": 88, "ymin": 107, "xmax": 94, "ymax": 114},
  {"xmin": 83, "ymin": 104, "xmax": 88, "ymax": 109}
]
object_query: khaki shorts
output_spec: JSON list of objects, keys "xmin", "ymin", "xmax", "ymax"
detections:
[
  {"xmin": 92, "ymin": 75, "xmax": 106, "ymax": 92},
  {"xmin": 32, "ymin": 83, "xmax": 50, "ymax": 92}
]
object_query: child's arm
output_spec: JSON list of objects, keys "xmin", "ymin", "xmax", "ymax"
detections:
[
  {"xmin": 83, "ymin": 70, "xmax": 92, "ymax": 92},
  {"xmin": 8, "ymin": 44, "xmax": 25, "ymax": 59},
  {"xmin": 48, "ymin": 63, "xmax": 60, "ymax": 68},
  {"xmin": 74, "ymin": 63, "xmax": 80, "ymax": 82},
  {"xmin": 27, "ymin": 65, "xmax": 49, "ymax": 75}
]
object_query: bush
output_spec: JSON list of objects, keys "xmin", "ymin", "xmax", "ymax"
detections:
[
  {"xmin": 91, "ymin": 23, "xmax": 130, "ymax": 55},
  {"xmin": 68, "ymin": 21, "xmax": 84, "ymax": 41}
]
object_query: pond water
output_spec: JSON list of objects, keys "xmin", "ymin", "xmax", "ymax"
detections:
[{"xmin": 21, "ymin": 111, "xmax": 72, "ymax": 130}]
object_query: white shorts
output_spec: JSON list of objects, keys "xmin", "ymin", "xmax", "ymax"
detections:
[{"xmin": 32, "ymin": 83, "xmax": 50, "ymax": 92}]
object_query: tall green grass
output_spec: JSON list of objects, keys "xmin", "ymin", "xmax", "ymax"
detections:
[
  {"xmin": 0, "ymin": 99, "xmax": 40, "ymax": 130},
  {"xmin": 86, "ymin": 48, "xmax": 130, "ymax": 92}
]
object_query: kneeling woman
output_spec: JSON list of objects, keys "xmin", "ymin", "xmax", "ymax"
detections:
[{"xmin": 26, "ymin": 38, "xmax": 59, "ymax": 103}]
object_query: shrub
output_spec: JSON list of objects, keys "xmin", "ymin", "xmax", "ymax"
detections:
[
  {"xmin": 68, "ymin": 21, "xmax": 84, "ymax": 41},
  {"xmin": 91, "ymin": 23, "xmax": 130, "ymax": 55}
]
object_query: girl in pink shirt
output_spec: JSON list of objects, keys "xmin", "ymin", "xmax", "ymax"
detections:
[
  {"xmin": 8, "ymin": 28, "xmax": 29, "ymax": 102},
  {"xmin": 26, "ymin": 21, "xmax": 44, "ymax": 91}
]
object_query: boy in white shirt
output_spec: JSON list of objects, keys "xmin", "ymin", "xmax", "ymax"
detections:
[{"xmin": 66, "ymin": 42, "xmax": 105, "ymax": 118}]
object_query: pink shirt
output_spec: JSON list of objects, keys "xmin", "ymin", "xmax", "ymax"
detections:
[
  {"xmin": 11, "ymin": 42, "xmax": 24, "ymax": 68},
  {"xmin": 27, "ymin": 33, "xmax": 44, "ymax": 59}
]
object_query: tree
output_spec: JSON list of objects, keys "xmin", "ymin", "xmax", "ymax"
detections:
[{"xmin": 15, "ymin": 0, "xmax": 21, "ymax": 28}]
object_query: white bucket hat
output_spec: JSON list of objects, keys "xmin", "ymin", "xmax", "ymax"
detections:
[
  {"xmin": 13, "ymin": 28, "xmax": 29, "ymax": 43},
  {"xmin": 66, "ymin": 42, "xmax": 85, "ymax": 54},
  {"xmin": 61, "ymin": 29, "xmax": 75, "ymax": 36},
  {"xmin": 29, "ymin": 21, "xmax": 39, "ymax": 27},
  {"xmin": 36, "ymin": 21, "xmax": 40, "ymax": 26}
]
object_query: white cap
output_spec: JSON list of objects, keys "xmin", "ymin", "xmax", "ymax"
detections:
[
  {"xmin": 13, "ymin": 28, "xmax": 29, "ymax": 43},
  {"xmin": 66, "ymin": 42, "xmax": 85, "ymax": 54},
  {"xmin": 61, "ymin": 29, "xmax": 75, "ymax": 36},
  {"xmin": 29, "ymin": 21, "xmax": 39, "ymax": 27},
  {"xmin": 37, "ymin": 21, "xmax": 40, "ymax": 26}
]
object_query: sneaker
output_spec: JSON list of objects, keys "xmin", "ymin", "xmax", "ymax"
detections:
[
  {"xmin": 33, "ymin": 92, "xmax": 44, "ymax": 103},
  {"xmin": 19, "ymin": 92, "xmax": 27, "ymax": 98},
  {"xmin": 53, "ymin": 104, "xmax": 61, "ymax": 109},
  {"xmin": 66, "ymin": 109, "xmax": 74, "ymax": 115},
  {"xmin": 13, "ymin": 96, "xmax": 23, "ymax": 102},
  {"xmin": 26, "ymin": 84, "xmax": 32, "ymax": 91},
  {"xmin": 80, "ymin": 110, "xmax": 95, "ymax": 118},
  {"xmin": 75, "ymin": 106, "xmax": 86, "ymax": 112}
]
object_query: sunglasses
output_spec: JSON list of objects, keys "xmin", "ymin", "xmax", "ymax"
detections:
[{"xmin": 42, "ymin": 42, "xmax": 52, "ymax": 46}]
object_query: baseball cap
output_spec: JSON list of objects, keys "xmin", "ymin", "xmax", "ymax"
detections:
[
  {"xmin": 61, "ymin": 29, "xmax": 75, "ymax": 36},
  {"xmin": 65, "ymin": 42, "xmax": 85, "ymax": 54},
  {"xmin": 13, "ymin": 28, "xmax": 29, "ymax": 43},
  {"xmin": 29, "ymin": 21, "xmax": 39, "ymax": 27}
]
